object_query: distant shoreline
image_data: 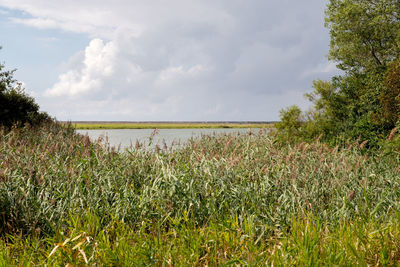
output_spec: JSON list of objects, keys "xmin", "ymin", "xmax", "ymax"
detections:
[{"xmin": 65, "ymin": 121, "xmax": 276, "ymax": 129}]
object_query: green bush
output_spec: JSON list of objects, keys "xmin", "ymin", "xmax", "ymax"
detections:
[
  {"xmin": 381, "ymin": 60, "xmax": 400, "ymax": 128},
  {"xmin": 379, "ymin": 121, "xmax": 400, "ymax": 160},
  {"xmin": 275, "ymin": 105, "xmax": 304, "ymax": 143},
  {"xmin": 0, "ymin": 49, "xmax": 51, "ymax": 128}
]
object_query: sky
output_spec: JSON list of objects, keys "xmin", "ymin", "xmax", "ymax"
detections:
[{"xmin": 0, "ymin": 0, "xmax": 340, "ymax": 121}]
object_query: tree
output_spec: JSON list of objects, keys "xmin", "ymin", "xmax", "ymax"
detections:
[
  {"xmin": 0, "ymin": 47, "xmax": 51, "ymax": 127},
  {"xmin": 276, "ymin": 0, "xmax": 400, "ymax": 146},
  {"xmin": 325, "ymin": 0, "xmax": 400, "ymax": 134},
  {"xmin": 326, "ymin": 0, "xmax": 400, "ymax": 72}
]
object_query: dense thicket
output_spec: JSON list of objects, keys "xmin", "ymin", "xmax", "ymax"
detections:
[
  {"xmin": 0, "ymin": 48, "xmax": 51, "ymax": 127},
  {"xmin": 1, "ymin": 124, "xmax": 400, "ymax": 264},
  {"xmin": 277, "ymin": 0, "xmax": 400, "ymax": 146},
  {"xmin": 0, "ymin": 123, "xmax": 398, "ymax": 236}
]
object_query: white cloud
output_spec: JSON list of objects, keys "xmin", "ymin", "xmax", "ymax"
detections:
[
  {"xmin": 0, "ymin": 0, "xmax": 337, "ymax": 121},
  {"xmin": 45, "ymin": 39, "xmax": 117, "ymax": 97},
  {"xmin": 11, "ymin": 17, "xmax": 59, "ymax": 29}
]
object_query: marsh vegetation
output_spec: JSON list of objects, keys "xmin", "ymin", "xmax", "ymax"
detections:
[
  {"xmin": 1, "ymin": 0, "xmax": 399, "ymax": 265},
  {"xmin": 0, "ymin": 123, "xmax": 400, "ymax": 265}
]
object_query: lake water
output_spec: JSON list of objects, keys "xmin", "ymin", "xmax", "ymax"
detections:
[{"xmin": 77, "ymin": 128, "xmax": 262, "ymax": 150}]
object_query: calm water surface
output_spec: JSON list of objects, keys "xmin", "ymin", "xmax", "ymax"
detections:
[{"xmin": 77, "ymin": 128, "xmax": 261, "ymax": 150}]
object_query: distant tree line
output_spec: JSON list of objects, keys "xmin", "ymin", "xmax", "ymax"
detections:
[
  {"xmin": 0, "ymin": 47, "xmax": 51, "ymax": 128},
  {"xmin": 276, "ymin": 0, "xmax": 400, "ymax": 147}
]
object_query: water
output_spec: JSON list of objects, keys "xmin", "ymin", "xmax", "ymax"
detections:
[{"xmin": 77, "ymin": 128, "xmax": 261, "ymax": 150}]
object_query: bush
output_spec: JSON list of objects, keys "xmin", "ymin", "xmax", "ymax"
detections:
[
  {"xmin": 275, "ymin": 105, "xmax": 304, "ymax": 143},
  {"xmin": 0, "ymin": 50, "xmax": 51, "ymax": 127},
  {"xmin": 381, "ymin": 60, "xmax": 400, "ymax": 128}
]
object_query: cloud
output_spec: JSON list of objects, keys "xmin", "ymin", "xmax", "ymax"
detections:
[
  {"xmin": 11, "ymin": 17, "xmax": 59, "ymax": 29},
  {"xmin": 45, "ymin": 39, "xmax": 117, "ymax": 97},
  {"xmin": 0, "ymin": 0, "xmax": 336, "ymax": 121},
  {"xmin": 0, "ymin": 8, "xmax": 8, "ymax": 15}
]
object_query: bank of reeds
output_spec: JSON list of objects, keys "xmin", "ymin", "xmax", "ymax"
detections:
[{"xmin": 0, "ymin": 123, "xmax": 399, "ymax": 265}]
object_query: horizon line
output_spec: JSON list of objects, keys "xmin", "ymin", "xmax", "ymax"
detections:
[{"xmin": 63, "ymin": 121, "xmax": 277, "ymax": 124}]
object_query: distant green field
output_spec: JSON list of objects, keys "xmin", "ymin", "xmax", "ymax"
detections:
[{"xmin": 68, "ymin": 122, "xmax": 275, "ymax": 129}]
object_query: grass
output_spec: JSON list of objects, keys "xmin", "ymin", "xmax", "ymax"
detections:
[
  {"xmin": 0, "ymin": 122, "xmax": 399, "ymax": 265},
  {"xmin": 4, "ymin": 213, "xmax": 400, "ymax": 265},
  {"xmin": 68, "ymin": 121, "xmax": 274, "ymax": 129}
]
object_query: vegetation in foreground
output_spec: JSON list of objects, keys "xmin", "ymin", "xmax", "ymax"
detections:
[
  {"xmin": 0, "ymin": 0, "xmax": 399, "ymax": 265},
  {"xmin": 0, "ymin": 123, "xmax": 400, "ymax": 265},
  {"xmin": 70, "ymin": 122, "xmax": 274, "ymax": 130}
]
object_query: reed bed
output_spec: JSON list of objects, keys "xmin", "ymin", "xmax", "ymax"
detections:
[{"xmin": 0, "ymin": 123, "xmax": 399, "ymax": 265}]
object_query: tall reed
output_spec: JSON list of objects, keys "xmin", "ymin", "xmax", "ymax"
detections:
[{"xmin": 0, "ymin": 123, "xmax": 399, "ymax": 264}]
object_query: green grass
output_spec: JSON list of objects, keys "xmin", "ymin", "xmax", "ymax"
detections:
[
  {"xmin": 0, "ymin": 122, "xmax": 399, "ymax": 265},
  {"xmin": 69, "ymin": 122, "xmax": 274, "ymax": 129},
  {"xmin": 3, "ymin": 213, "xmax": 400, "ymax": 265}
]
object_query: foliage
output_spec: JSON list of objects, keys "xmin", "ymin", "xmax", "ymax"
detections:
[
  {"xmin": 275, "ymin": 105, "xmax": 304, "ymax": 143},
  {"xmin": 325, "ymin": 0, "xmax": 400, "ymax": 72},
  {"xmin": 3, "ymin": 124, "xmax": 400, "ymax": 236},
  {"xmin": 0, "ymin": 48, "xmax": 51, "ymax": 127},
  {"xmin": 381, "ymin": 60, "xmax": 400, "ymax": 127},
  {"xmin": 1, "ymin": 125, "xmax": 400, "ymax": 264},
  {"xmin": 4, "ymin": 212, "xmax": 400, "ymax": 265},
  {"xmin": 379, "ymin": 123, "xmax": 400, "ymax": 161},
  {"xmin": 277, "ymin": 0, "xmax": 400, "ymax": 147}
]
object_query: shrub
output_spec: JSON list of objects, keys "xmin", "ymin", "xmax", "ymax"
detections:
[
  {"xmin": 0, "ymin": 49, "xmax": 51, "ymax": 127},
  {"xmin": 381, "ymin": 60, "xmax": 400, "ymax": 128},
  {"xmin": 275, "ymin": 105, "xmax": 304, "ymax": 143}
]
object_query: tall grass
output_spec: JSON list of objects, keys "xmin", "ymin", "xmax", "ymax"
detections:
[{"xmin": 0, "ymin": 123, "xmax": 399, "ymax": 265}]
